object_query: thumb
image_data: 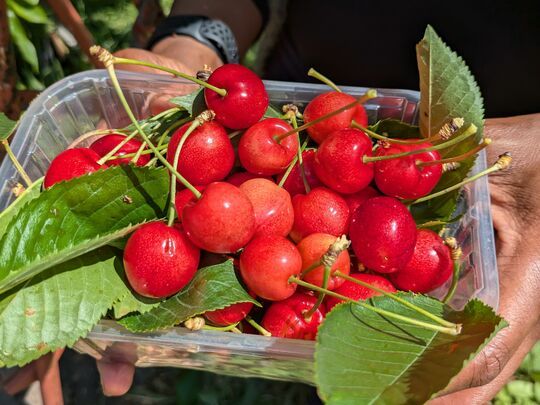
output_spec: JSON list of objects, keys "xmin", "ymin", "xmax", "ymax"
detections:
[{"xmin": 96, "ymin": 359, "xmax": 135, "ymax": 397}]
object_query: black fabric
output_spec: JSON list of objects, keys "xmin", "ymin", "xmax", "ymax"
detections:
[{"xmin": 262, "ymin": 0, "xmax": 540, "ymax": 118}]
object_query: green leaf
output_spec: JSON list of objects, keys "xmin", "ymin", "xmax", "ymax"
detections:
[
  {"xmin": 0, "ymin": 113, "xmax": 18, "ymax": 141},
  {"xmin": 263, "ymin": 104, "xmax": 282, "ymax": 119},
  {"xmin": 0, "ymin": 247, "xmax": 128, "ymax": 367},
  {"xmin": 7, "ymin": 11, "xmax": 39, "ymax": 73},
  {"xmin": 0, "ymin": 177, "xmax": 42, "ymax": 236},
  {"xmin": 119, "ymin": 261, "xmax": 258, "ymax": 332},
  {"xmin": 413, "ymin": 25, "xmax": 485, "ymax": 223},
  {"xmin": 112, "ymin": 288, "xmax": 161, "ymax": 318},
  {"xmin": 169, "ymin": 88, "xmax": 206, "ymax": 116},
  {"xmin": 7, "ymin": 0, "xmax": 49, "ymax": 24},
  {"xmin": 315, "ymin": 296, "xmax": 506, "ymax": 404},
  {"xmin": 0, "ymin": 165, "xmax": 169, "ymax": 294},
  {"xmin": 368, "ymin": 119, "xmax": 421, "ymax": 139}
]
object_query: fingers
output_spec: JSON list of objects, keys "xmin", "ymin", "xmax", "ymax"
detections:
[
  {"xmin": 96, "ymin": 359, "xmax": 135, "ymax": 397},
  {"xmin": 113, "ymin": 48, "xmax": 195, "ymax": 76},
  {"xmin": 35, "ymin": 349, "xmax": 64, "ymax": 405},
  {"xmin": 2, "ymin": 363, "xmax": 37, "ymax": 395}
]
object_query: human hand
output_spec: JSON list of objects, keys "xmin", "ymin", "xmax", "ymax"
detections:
[{"xmin": 431, "ymin": 113, "xmax": 540, "ymax": 403}]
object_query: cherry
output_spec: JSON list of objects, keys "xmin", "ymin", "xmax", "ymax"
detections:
[
  {"xmin": 174, "ymin": 185, "xmax": 206, "ymax": 220},
  {"xmin": 239, "ymin": 235, "xmax": 302, "ymax": 301},
  {"xmin": 226, "ymin": 171, "xmax": 272, "ymax": 187},
  {"xmin": 388, "ymin": 229, "xmax": 453, "ymax": 293},
  {"xmin": 297, "ymin": 233, "xmax": 351, "ymax": 290},
  {"xmin": 313, "ymin": 128, "xmax": 374, "ymax": 194},
  {"xmin": 303, "ymin": 92, "xmax": 368, "ymax": 144},
  {"xmin": 167, "ymin": 121, "xmax": 234, "ymax": 186},
  {"xmin": 276, "ymin": 149, "xmax": 323, "ymax": 196},
  {"xmin": 44, "ymin": 148, "xmax": 106, "ymax": 189},
  {"xmin": 238, "ymin": 118, "xmax": 299, "ymax": 175},
  {"xmin": 89, "ymin": 133, "xmax": 150, "ymax": 166},
  {"xmin": 343, "ymin": 186, "xmax": 381, "ymax": 219},
  {"xmin": 261, "ymin": 292, "xmax": 326, "ymax": 340},
  {"xmin": 123, "ymin": 222, "xmax": 200, "ymax": 298},
  {"xmin": 290, "ymin": 187, "xmax": 349, "ymax": 243},
  {"xmin": 373, "ymin": 140, "xmax": 443, "ymax": 199},
  {"xmin": 204, "ymin": 291, "xmax": 256, "ymax": 326},
  {"xmin": 182, "ymin": 182, "xmax": 256, "ymax": 253},
  {"xmin": 349, "ymin": 196, "xmax": 417, "ymax": 273},
  {"xmin": 239, "ymin": 178, "xmax": 294, "ymax": 237},
  {"xmin": 325, "ymin": 273, "xmax": 396, "ymax": 312},
  {"xmin": 204, "ymin": 64, "xmax": 269, "ymax": 130}
]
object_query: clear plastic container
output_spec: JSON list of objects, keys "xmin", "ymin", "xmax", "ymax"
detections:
[{"xmin": 0, "ymin": 70, "xmax": 498, "ymax": 383}]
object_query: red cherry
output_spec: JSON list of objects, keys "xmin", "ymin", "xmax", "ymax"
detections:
[
  {"xmin": 239, "ymin": 178, "xmax": 294, "ymax": 237},
  {"xmin": 89, "ymin": 133, "xmax": 150, "ymax": 166},
  {"xmin": 349, "ymin": 196, "xmax": 417, "ymax": 273},
  {"xmin": 44, "ymin": 148, "xmax": 106, "ymax": 189},
  {"xmin": 389, "ymin": 229, "xmax": 453, "ymax": 293},
  {"xmin": 167, "ymin": 121, "xmax": 234, "ymax": 185},
  {"xmin": 182, "ymin": 182, "xmax": 256, "ymax": 253},
  {"xmin": 343, "ymin": 186, "xmax": 381, "ymax": 219},
  {"xmin": 204, "ymin": 64, "xmax": 269, "ymax": 130},
  {"xmin": 290, "ymin": 187, "xmax": 349, "ymax": 243},
  {"xmin": 374, "ymin": 141, "xmax": 443, "ymax": 199},
  {"xmin": 275, "ymin": 149, "xmax": 324, "ymax": 196},
  {"xmin": 174, "ymin": 185, "xmax": 206, "ymax": 221},
  {"xmin": 239, "ymin": 235, "xmax": 302, "ymax": 301},
  {"xmin": 313, "ymin": 128, "xmax": 374, "ymax": 194},
  {"xmin": 325, "ymin": 273, "xmax": 396, "ymax": 312},
  {"xmin": 123, "ymin": 222, "xmax": 200, "ymax": 298},
  {"xmin": 261, "ymin": 292, "xmax": 326, "ymax": 340},
  {"xmin": 303, "ymin": 92, "xmax": 365, "ymax": 144},
  {"xmin": 238, "ymin": 118, "xmax": 298, "ymax": 175},
  {"xmin": 226, "ymin": 171, "xmax": 272, "ymax": 187},
  {"xmin": 204, "ymin": 291, "xmax": 256, "ymax": 326},
  {"xmin": 297, "ymin": 233, "xmax": 351, "ymax": 290}
]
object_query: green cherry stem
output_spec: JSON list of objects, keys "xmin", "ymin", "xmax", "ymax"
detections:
[
  {"xmin": 202, "ymin": 322, "xmax": 241, "ymax": 332},
  {"xmin": 245, "ymin": 316, "xmax": 271, "ymax": 337},
  {"xmin": 408, "ymin": 153, "xmax": 512, "ymax": 205},
  {"xmin": 289, "ymin": 277, "xmax": 461, "ymax": 335},
  {"xmin": 416, "ymin": 138, "xmax": 491, "ymax": 168},
  {"xmin": 274, "ymin": 89, "xmax": 378, "ymax": 143},
  {"xmin": 333, "ymin": 270, "xmax": 456, "ymax": 328},
  {"xmin": 304, "ymin": 265, "xmax": 330, "ymax": 319},
  {"xmin": 352, "ymin": 121, "xmax": 433, "ymax": 145},
  {"xmin": 363, "ymin": 123, "xmax": 478, "ymax": 164},
  {"xmin": 277, "ymin": 138, "xmax": 309, "ymax": 188},
  {"xmin": 93, "ymin": 46, "xmax": 201, "ymax": 198},
  {"xmin": 290, "ymin": 115, "xmax": 311, "ymax": 194},
  {"xmin": 443, "ymin": 238, "xmax": 463, "ymax": 304},
  {"xmin": 307, "ymin": 68, "xmax": 342, "ymax": 92},
  {"xmin": 1, "ymin": 139, "xmax": 32, "ymax": 187}
]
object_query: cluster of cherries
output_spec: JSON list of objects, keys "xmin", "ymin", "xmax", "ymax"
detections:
[{"xmin": 43, "ymin": 62, "xmax": 461, "ymax": 340}]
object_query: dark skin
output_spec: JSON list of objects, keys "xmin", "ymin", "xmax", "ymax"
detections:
[{"xmin": 7, "ymin": 1, "xmax": 539, "ymax": 402}]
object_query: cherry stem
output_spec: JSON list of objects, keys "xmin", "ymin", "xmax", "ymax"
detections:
[
  {"xmin": 363, "ymin": 123, "xmax": 478, "ymax": 163},
  {"xmin": 443, "ymin": 238, "xmax": 463, "ymax": 304},
  {"xmin": 291, "ymin": 116, "xmax": 311, "ymax": 194},
  {"xmin": 307, "ymin": 68, "xmax": 342, "ymax": 92},
  {"xmin": 1, "ymin": 140, "xmax": 32, "ymax": 187},
  {"xmin": 300, "ymin": 260, "xmax": 321, "ymax": 278},
  {"xmin": 274, "ymin": 89, "xmax": 377, "ymax": 143},
  {"xmin": 107, "ymin": 144, "xmax": 168, "ymax": 160},
  {"xmin": 417, "ymin": 138, "xmax": 491, "ymax": 167},
  {"xmin": 202, "ymin": 322, "xmax": 240, "ymax": 332},
  {"xmin": 289, "ymin": 277, "xmax": 461, "ymax": 335},
  {"xmin": 352, "ymin": 121, "xmax": 440, "ymax": 145},
  {"xmin": 408, "ymin": 152, "xmax": 512, "ymax": 205},
  {"xmin": 110, "ymin": 55, "xmax": 227, "ymax": 97},
  {"xmin": 94, "ymin": 48, "xmax": 202, "ymax": 198},
  {"xmin": 277, "ymin": 138, "xmax": 309, "ymax": 188},
  {"xmin": 333, "ymin": 270, "xmax": 456, "ymax": 328},
  {"xmin": 167, "ymin": 114, "xmax": 210, "ymax": 226},
  {"xmin": 304, "ymin": 264, "xmax": 330, "ymax": 319},
  {"xmin": 245, "ymin": 316, "xmax": 271, "ymax": 337}
]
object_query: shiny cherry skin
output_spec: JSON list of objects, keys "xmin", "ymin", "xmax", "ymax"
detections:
[
  {"xmin": 239, "ymin": 178, "xmax": 294, "ymax": 237},
  {"xmin": 349, "ymin": 196, "xmax": 417, "ymax": 273},
  {"xmin": 204, "ymin": 64, "xmax": 269, "ymax": 130},
  {"xmin": 374, "ymin": 140, "xmax": 442, "ymax": 199},
  {"xmin": 204, "ymin": 291, "xmax": 257, "ymax": 326},
  {"xmin": 389, "ymin": 229, "xmax": 453, "ymax": 293},
  {"xmin": 290, "ymin": 187, "xmax": 349, "ymax": 243},
  {"xmin": 325, "ymin": 273, "xmax": 396, "ymax": 312},
  {"xmin": 89, "ymin": 133, "xmax": 150, "ymax": 166},
  {"xmin": 343, "ymin": 186, "xmax": 381, "ymax": 219},
  {"xmin": 174, "ymin": 185, "xmax": 206, "ymax": 221},
  {"xmin": 182, "ymin": 182, "xmax": 256, "ymax": 253},
  {"xmin": 275, "ymin": 149, "xmax": 324, "ymax": 196},
  {"xmin": 303, "ymin": 91, "xmax": 368, "ymax": 144},
  {"xmin": 297, "ymin": 233, "xmax": 351, "ymax": 290},
  {"xmin": 226, "ymin": 171, "xmax": 272, "ymax": 187},
  {"xmin": 44, "ymin": 148, "xmax": 106, "ymax": 189},
  {"xmin": 313, "ymin": 128, "xmax": 374, "ymax": 194},
  {"xmin": 261, "ymin": 292, "xmax": 326, "ymax": 340},
  {"xmin": 167, "ymin": 121, "xmax": 234, "ymax": 186},
  {"xmin": 123, "ymin": 222, "xmax": 200, "ymax": 298},
  {"xmin": 238, "ymin": 118, "xmax": 298, "ymax": 175},
  {"xmin": 239, "ymin": 235, "xmax": 302, "ymax": 301}
]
